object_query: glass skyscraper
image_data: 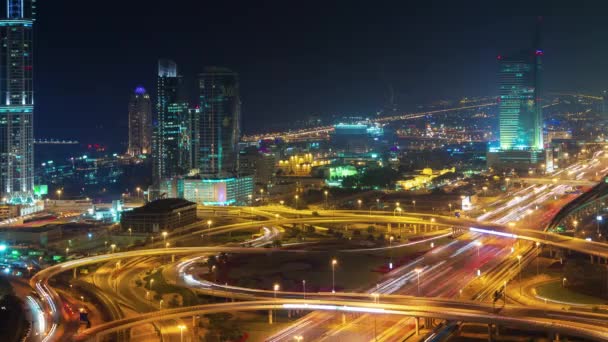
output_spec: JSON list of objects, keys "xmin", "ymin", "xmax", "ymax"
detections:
[
  {"xmin": 198, "ymin": 67, "xmax": 241, "ymax": 176},
  {"xmin": 497, "ymin": 49, "xmax": 543, "ymax": 151},
  {"xmin": 154, "ymin": 59, "xmax": 189, "ymax": 183},
  {"xmin": 127, "ymin": 86, "xmax": 152, "ymax": 156},
  {"xmin": 0, "ymin": 0, "xmax": 36, "ymax": 204}
]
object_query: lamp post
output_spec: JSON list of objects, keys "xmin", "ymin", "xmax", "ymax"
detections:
[
  {"xmin": 357, "ymin": 199, "xmax": 362, "ymax": 210},
  {"xmin": 178, "ymin": 325, "xmax": 186, "ymax": 342},
  {"xmin": 149, "ymin": 278, "xmax": 154, "ymax": 292},
  {"xmin": 415, "ymin": 268, "xmax": 422, "ymax": 296},
  {"xmin": 389, "ymin": 236, "xmax": 394, "ymax": 270},
  {"xmin": 324, "ymin": 190, "xmax": 329, "ymax": 209},
  {"xmin": 128, "ymin": 228, "xmax": 132, "ymax": 236},
  {"xmin": 475, "ymin": 241, "xmax": 482, "ymax": 257},
  {"xmin": 65, "ymin": 247, "xmax": 69, "ymax": 257},
  {"xmin": 273, "ymin": 283, "xmax": 280, "ymax": 323},
  {"xmin": 159, "ymin": 299, "xmax": 163, "ymax": 310},
  {"xmin": 331, "ymin": 259, "xmax": 338, "ymax": 293},
  {"xmin": 162, "ymin": 231, "xmax": 168, "ymax": 242},
  {"xmin": 302, "ymin": 280, "xmax": 306, "ymax": 299},
  {"xmin": 294, "ymin": 195, "xmax": 299, "ymax": 210},
  {"xmin": 517, "ymin": 255, "xmax": 522, "ymax": 295},
  {"xmin": 56, "ymin": 189, "xmax": 62, "ymax": 200},
  {"xmin": 535, "ymin": 242, "xmax": 541, "ymax": 275},
  {"xmin": 207, "ymin": 220, "xmax": 212, "ymax": 234},
  {"xmin": 136, "ymin": 187, "xmax": 141, "ymax": 198},
  {"xmin": 110, "ymin": 244, "xmax": 116, "ymax": 253},
  {"xmin": 562, "ymin": 277, "xmax": 567, "ymax": 288},
  {"xmin": 293, "ymin": 335, "xmax": 303, "ymax": 342},
  {"xmin": 412, "ymin": 200, "xmax": 416, "ymax": 209}
]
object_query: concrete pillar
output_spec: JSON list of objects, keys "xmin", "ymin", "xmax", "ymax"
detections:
[
  {"xmin": 415, "ymin": 317, "xmax": 419, "ymax": 335},
  {"xmin": 73, "ymin": 268, "xmax": 77, "ymax": 279},
  {"xmin": 268, "ymin": 309, "xmax": 273, "ymax": 324},
  {"xmin": 172, "ymin": 254, "xmax": 175, "ymax": 263}
]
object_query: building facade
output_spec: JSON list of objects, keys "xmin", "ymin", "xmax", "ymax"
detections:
[
  {"xmin": 198, "ymin": 67, "xmax": 241, "ymax": 176},
  {"xmin": 127, "ymin": 86, "xmax": 152, "ymax": 156},
  {"xmin": 159, "ymin": 176, "xmax": 253, "ymax": 206},
  {"xmin": 497, "ymin": 50, "xmax": 543, "ymax": 151},
  {"xmin": 0, "ymin": 0, "xmax": 36, "ymax": 204},
  {"xmin": 154, "ymin": 60, "xmax": 189, "ymax": 183},
  {"xmin": 120, "ymin": 198, "xmax": 197, "ymax": 233}
]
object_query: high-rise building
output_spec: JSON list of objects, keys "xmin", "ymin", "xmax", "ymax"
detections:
[
  {"xmin": 497, "ymin": 50, "xmax": 543, "ymax": 151},
  {"xmin": 127, "ymin": 86, "xmax": 152, "ymax": 156},
  {"xmin": 198, "ymin": 67, "xmax": 241, "ymax": 176},
  {"xmin": 154, "ymin": 60, "xmax": 189, "ymax": 183},
  {"xmin": 488, "ymin": 20, "xmax": 545, "ymax": 171},
  {"xmin": 0, "ymin": 0, "xmax": 36, "ymax": 204}
]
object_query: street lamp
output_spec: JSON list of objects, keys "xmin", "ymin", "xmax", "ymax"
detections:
[
  {"xmin": 357, "ymin": 199, "xmax": 362, "ymax": 210},
  {"xmin": 475, "ymin": 241, "xmax": 482, "ymax": 257},
  {"xmin": 331, "ymin": 258, "xmax": 338, "ymax": 293},
  {"xmin": 65, "ymin": 247, "xmax": 70, "ymax": 256},
  {"xmin": 159, "ymin": 299, "xmax": 163, "ymax": 310},
  {"xmin": 324, "ymin": 190, "xmax": 329, "ymax": 209},
  {"xmin": 562, "ymin": 277, "xmax": 567, "ymax": 288},
  {"xmin": 149, "ymin": 278, "xmax": 154, "ymax": 292},
  {"xmin": 517, "ymin": 254, "xmax": 522, "ymax": 294},
  {"xmin": 162, "ymin": 231, "xmax": 168, "ymax": 242},
  {"xmin": 280, "ymin": 200, "xmax": 284, "ymax": 206},
  {"xmin": 294, "ymin": 195, "xmax": 299, "ymax": 209},
  {"xmin": 415, "ymin": 268, "xmax": 422, "ymax": 296},
  {"xmin": 293, "ymin": 335, "xmax": 303, "ymax": 342},
  {"xmin": 56, "ymin": 189, "xmax": 62, "ymax": 200},
  {"xmin": 412, "ymin": 200, "xmax": 416, "ymax": 209},
  {"xmin": 302, "ymin": 280, "xmax": 306, "ymax": 299},
  {"xmin": 178, "ymin": 325, "xmax": 186, "ymax": 342},
  {"xmin": 535, "ymin": 241, "xmax": 541, "ymax": 275},
  {"xmin": 136, "ymin": 187, "xmax": 141, "ymax": 198},
  {"xmin": 207, "ymin": 220, "xmax": 213, "ymax": 234},
  {"xmin": 110, "ymin": 244, "xmax": 116, "ymax": 253},
  {"xmin": 165, "ymin": 242, "xmax": 170, "ymax": 249},
  {"xmin": 389, "ymin": 236, "xmax": 394, "ymax": 269},
  {"xmin": 128, "ymin": 228, "xmax": 132, "ymax": 236}
]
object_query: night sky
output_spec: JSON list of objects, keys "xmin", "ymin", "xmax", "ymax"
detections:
[{"xmin": 34, "ymin": 1, "xmax": 608, "ymax": 151}]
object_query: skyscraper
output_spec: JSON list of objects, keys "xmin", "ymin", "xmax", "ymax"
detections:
[
  {"xmin": 198, "ymin": 67, "xmax": 241, "ymax": 176},
  {"xmin": 0, "ymin": 0, "xmax": 36, "ymax": 203},
  {"xmin": 497, "ymin": 49, "xmax": 543, "ymax": 151},
  {"xmin": 154, "ymin": 59, "xmax": 189, "ymax": 183},
  {"xmin": 488, "ymin": 19, "xmax": 545, "ymax": 171},
  {"xmin": 127, "ymin": 86, "xmax": 152, "ymax": 156}
]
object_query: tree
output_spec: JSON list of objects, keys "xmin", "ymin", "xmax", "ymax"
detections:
[
  {"xmin": 359, "ymin": 167, "xmax": 400, "ymax": 189},
  {"xmin": 341, "ymin": 175, "xmax": 360, "ymax": 189},
  {"xmin": 367, "ymin": 226, "xmax": 376, "ymax": 234}
]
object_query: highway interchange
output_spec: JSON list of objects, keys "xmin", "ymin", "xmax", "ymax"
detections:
[{"xmin": 28, "ymin": 148, "xmax": 608, "ymax": 342}]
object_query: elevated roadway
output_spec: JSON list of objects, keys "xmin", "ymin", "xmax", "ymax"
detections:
[{"xmin": 73, "ymin": 297, "xmax": 608, "ymax": 342}]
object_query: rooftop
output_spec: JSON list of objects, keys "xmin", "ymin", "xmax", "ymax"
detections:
[{"xmin": 131, "ymin": 198, "xmax": 196, "ymax": 213}]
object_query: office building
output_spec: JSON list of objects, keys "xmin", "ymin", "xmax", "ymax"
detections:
[
  {"xmin": 154, "ymin": 60, "xmax": 189, "ymax": 183},
  {"xmin": 198, "ymin": 67, "xmax": 241, "ymax": 176},
  {"xmin": 488, "ymin": 21, "xmax": 545, "ymax": 171},
  {"xmin": 159, "ymin": 176, "xmax": 254, "ymax": 206},
  {"xmin": 239, "ymin": 146, "xmax": 276, "ymax": 186},
  {"xmin": 120, "ymin": 198, "xmax": 197, "ymax": 233},
  {"xmin": 127, "ymin": 86, "xmax": 152, "ymax": 156},
  {"xmin": 0, "ymin": 0, "xmax": 36, "ymax": 204}
]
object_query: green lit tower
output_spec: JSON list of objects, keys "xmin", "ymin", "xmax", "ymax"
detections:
[
  {"xmin": 0, "ymin": 0, "xmax": 36, "ymax": 204},
  {"xmin": 489, "ymin": 19, "xmax": 545, "ymax": 171},
  {"xmin": 198, "ymin": 67, "xmax": 241, "ymax": 176},
  {"xmin": 497, "ymin": 50, "xmax": 543, "ymax": 150}
]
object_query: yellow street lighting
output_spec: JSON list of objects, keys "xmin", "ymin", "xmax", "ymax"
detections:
[
  {"xmin": 331, "ymin": 259, "xmax": 338, "ymax": 293},
  {"xmin": 178, "ymin": 325, "xmax": 186, "ymax": 342},
  {"xmin": 162, "ymin": 231, "xmax": 168, "ymax": 241}
]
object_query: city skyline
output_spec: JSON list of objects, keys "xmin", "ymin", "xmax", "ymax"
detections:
[{"xmin": 31, "ymin": 2, "xmax": 608, "ymax": 150}]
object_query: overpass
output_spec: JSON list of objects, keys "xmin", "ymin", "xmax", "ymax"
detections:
[
  {"xmin": 73, "ymin": 298, "xmax": 608, "ymax": 342},
  {"xmin": 519, "ymin": 177, "xmax": 596, "ymax": 186}
]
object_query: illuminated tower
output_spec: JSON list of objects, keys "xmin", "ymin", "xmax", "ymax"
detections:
[
  {"xmin": 489, "ymin": 19, "xmax": 545, "ymax": 171},
  {"xmin": 0, "ymin": 0, "xmax": 36, "ymax": 203},
  {"xmin": 198, "ymin": 67, "xmax": 241, "ymax": 176},
  {"xmin": 154, "ymin": 59, "xmax": 189, "ymax": 183},
  {"xmin": 127, "ymin": 86, "xmax": 152, "ymax": 156},
  {"xmin": 497, "ymin": 19, "xmax": 543, "ymax": 151}
]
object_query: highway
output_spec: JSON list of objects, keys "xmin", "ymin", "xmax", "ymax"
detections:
[{"xmin": 72, "ymin": 298, "xmax": 608, "ymax": 342}]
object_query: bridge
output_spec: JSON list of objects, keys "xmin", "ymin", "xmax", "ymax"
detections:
[
  {"xmin": 519, "ymin": 177, "xmax": 596, "ymax": 186},
  {"xmin": 73, "ymin": 298, "xmax": 608, "ymax": 341}
]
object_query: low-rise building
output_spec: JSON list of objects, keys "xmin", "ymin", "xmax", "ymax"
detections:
[{"xmin": 120, "ymin": 198, "xmax": 197, "ymax": 233}]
